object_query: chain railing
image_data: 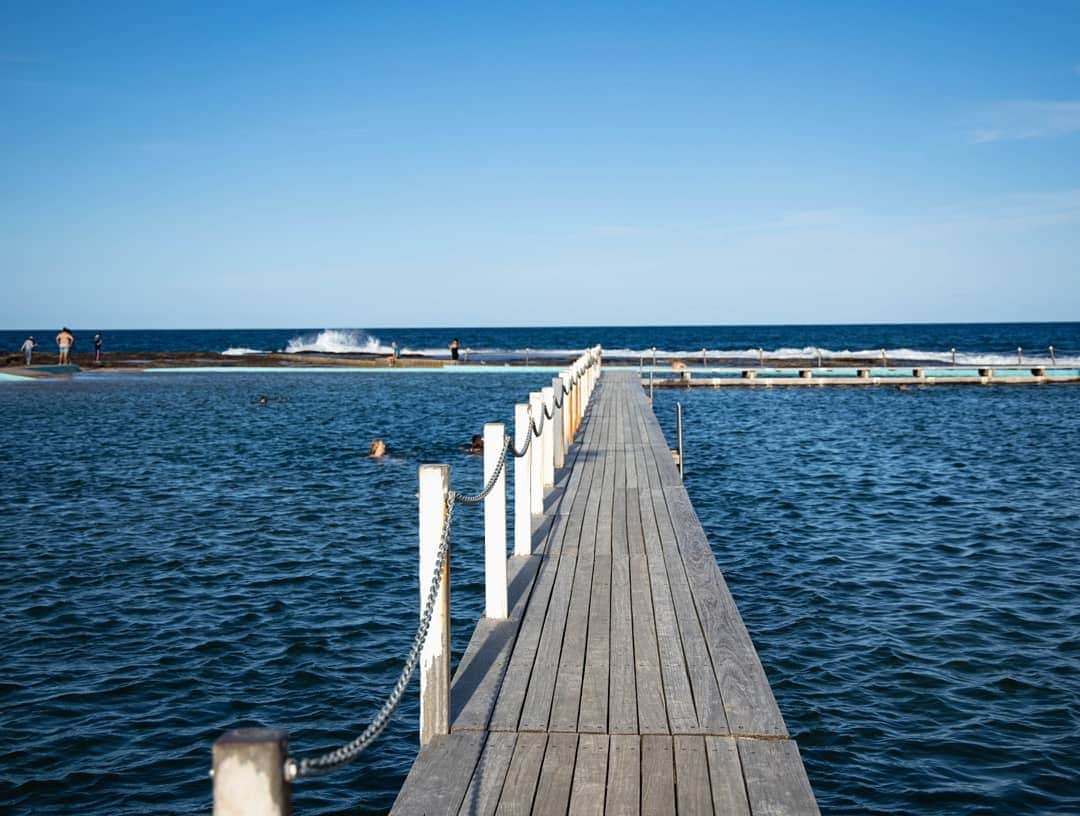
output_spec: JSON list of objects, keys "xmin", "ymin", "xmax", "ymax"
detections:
[{"xmin": 211, "ymin": 346, "xmax": 602, "ymax": 813}]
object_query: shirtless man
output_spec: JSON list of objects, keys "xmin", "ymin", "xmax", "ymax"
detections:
[{"xmin": 55, "ymin": 327, "xmax": 74, "ymax": 364}]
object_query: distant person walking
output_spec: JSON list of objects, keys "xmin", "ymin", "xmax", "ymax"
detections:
[
  {"xmin": 21, "ymin": 336, "xmax": 36, "ymax": 366},
  {"xmin": 93, "ymin": 332, "xmax": 103, "ymax": 363},
  {"xmin": 390, "ymin": 340, "xmax": 399, "ymax": 365},
  {"xmin": 449, "ymin": 337, "xmax": 460, "ymax": 362},
  {"xmin": 56, "ymin": 327, "xmax": 74, "ymax": 364}
]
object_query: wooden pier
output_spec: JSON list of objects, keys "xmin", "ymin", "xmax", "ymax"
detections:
[{"xmin": 390, "ymin": 370, "xmax": 818, "ymax": 815}]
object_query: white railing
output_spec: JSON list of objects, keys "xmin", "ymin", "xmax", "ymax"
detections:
[{"xmin": 210, "ymin": 346, "xmax": 602, "ymax": 816}]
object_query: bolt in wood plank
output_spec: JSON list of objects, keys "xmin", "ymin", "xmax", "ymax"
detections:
[
  {"xmin": 704, "ymin": 736, "xmax": 751, "ymax": 816},
  {"xmin": 458, "ymin": 732, "xmax": 518, "ymax": 816},
  {"xmin": 640, "ymin": 735, "xmax": 675, "ymax": 816},
  {"xmin": 494, "ymin": 733, "xmax": 548, "ymax": 816},
  {"xmin": 569, "ymin": 734, "xmax": 609, "ymax": 816},
  {"xmin": 738, "ymin": 739, "xmax": 820, "ymax": 816},
  {"xmin": 673, "ymin": 735, "xmax": 713, "ymax": 816}
]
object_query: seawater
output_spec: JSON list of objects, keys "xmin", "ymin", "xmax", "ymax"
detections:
[
  {"xmin": 654, "ymin": 385, "xmax": 1080, "ymax": 815},
  {"xmin": 1, "ymin": 367, "xmax": 1078, "ymax": 814},
  {"xmin": 3, "ymin": 322, "xmax": 1080, "ymax": 366}
]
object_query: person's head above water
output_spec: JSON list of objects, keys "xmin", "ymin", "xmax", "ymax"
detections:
[{"xmin": 370, "ymin": 439, "xmax": 387, "ymax": 458}]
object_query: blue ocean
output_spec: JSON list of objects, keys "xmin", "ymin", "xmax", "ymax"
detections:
[{"xmin": 1, "ymin": 323, "xmax": 1078, "ymax": 814}]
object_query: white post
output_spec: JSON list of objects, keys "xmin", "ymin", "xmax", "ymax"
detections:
[
  {"xmin": 551, "ymin": 377, "xmax": 565, "ymax": 470},
  {"xmin": 565, "ymin": 373, "xmax": 574, "ymax": 461},
  {"xmin": 528, "ymin": 392, "xmax": 544, "ymax": 515},
  {"xmin": 541, "ymin": 386, "xmax": 555, "ymax": 487},
  {"xmin": 513, "ymin": 403, "xmax": 532, "ymax": 556},
  {"xmin": 570, "ymin": 366, "xmax": 579, "ymax": 439},
  {"xmin": 212, "ymin": 729, "xmax": 290, "ymax": 816},
  {"xmin": 418, "ymin": 464, "xmax": 450, "ymax": 746},
  {"xmin": 483, "ymin": 423, "xmax": 507, "ymax": 620}
]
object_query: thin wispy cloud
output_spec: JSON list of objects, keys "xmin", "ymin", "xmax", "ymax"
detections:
[{"xmin": 971, "ymin": 100, "xmax": 1080, "ymax": 143}]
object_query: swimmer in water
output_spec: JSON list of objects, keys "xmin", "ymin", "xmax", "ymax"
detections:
[
  {"xmin": 370, "ymin": 439, "xmax": 387, "ymax": 458},
  {"xmin": 468, "ymin": 434, "xmax": 484, "ymax": 454}
]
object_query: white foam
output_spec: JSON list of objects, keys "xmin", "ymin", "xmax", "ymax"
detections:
[
  {"xmin": 220, "ymin": 347, "xmax": 267, "ymax": 356},
  {"xmin": 284, "ymin": 329, "xmax": 390, "ymax": 355}
]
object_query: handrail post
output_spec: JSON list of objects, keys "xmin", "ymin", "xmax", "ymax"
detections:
[
  {"xmin": 483, "ymin": 423, "xmax": 507, "ymax": 619},
  {"xmin": 212, "ymin": 728, "xmax": 290, "ymax": 816},
  {"xmin": 570, "ymin": 366, "xmax": 580, "ymax": 439},
  {"xmin": 560, "ymin": 372, "xmax": 571, "ymax": 461},
  {"xmin": 541, "ymin": 386, "xmax": 555, "ymax": 487},
  {"xmin": 418, "ymin": 464, "xmax": 450, "ymax": 746},
  {"xmin": 513, "ymin": 403, "xmax": 532, "ymax": 556},
  {"xmin": 528, "ymin": 392, "xmax": 544, "ymax": 515},
  {"xmin": 551, "ymin": 377, "xmax": 565, "ymax": 470},
  {"xmin": 676, "ymin": 403, "xmax": 684, "ymax": 481}
]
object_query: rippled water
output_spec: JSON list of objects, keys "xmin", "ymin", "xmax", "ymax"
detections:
[
  {"xmin": 0, "ymin": 372, "xmax": 519, "ymax": 815},
  {"xmin": 654, "ymin": 385, "xmax": 1080, "ymax": 815},
  {"xmin": 2, "ymin": 373, "xmax": 1078, "ymax": 814}
]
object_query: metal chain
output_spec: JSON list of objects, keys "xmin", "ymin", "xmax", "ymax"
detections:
[
  {"xmin": 508, "ymin": 425, "xmax": 532, "ymax": 458},
  {"xmin": 282, "ymin": 350, "xmax": 600, "ymax": 780},
  {"xmin": 452, "ymin": 437, "xmax": 510, "ymax": 505},
  {"xmin": 285, "ymin": 494, "xmax": 456, "ymax": 779}
]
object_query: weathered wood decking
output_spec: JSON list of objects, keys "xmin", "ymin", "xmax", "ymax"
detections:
[{"xmin": 391, "ymin": 370, "xmax": 818, "ymax": 815}]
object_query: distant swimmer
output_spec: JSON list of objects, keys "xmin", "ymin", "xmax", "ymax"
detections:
[
  {"xmin": 468, "ymin": 434, "xmax": 484, "ymax": 454},
  {"xmin": 370, "ymin": 439, "xmax": 387, "ymax": 458},
  {"xmin": 449, "ymin": 337, "xmax": 460, "ymax": 362},
  {"xmin": 55, "ymin": 327, "xmax": 74, "ymax": 365},
  {"xmin": 256, "ymin": 395, "xmax": 289, "ymax": 404},
  {"xmin": 20, "ymin": 336, "xmax": 36, "ymax": 366}
]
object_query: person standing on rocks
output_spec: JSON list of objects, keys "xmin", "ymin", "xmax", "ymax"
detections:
[
  {"xmin": 55, "ymin": 327, "xmax": 74, "ymax": 364},
  {"xmin": 449, "ymin": 337, "xmax": 460, "ymax": 362},
  {"xmin": 21, "ymin": 336, "xmax": 36, "ymax": 365},
  {"xmin": 93, "ymin": 332, "xmax": 103, "ymax": 363}
]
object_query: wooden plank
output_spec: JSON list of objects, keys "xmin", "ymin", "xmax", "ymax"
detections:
[
  {"xmin": 664, "ymin": 485, "xmax": 787, "ymax": 736},
  {"xmin": 489, "ymin": 549, "xmax": 565, "ymax": 730},
  {"xmin": 604, "ymin": 735, "xmax": 640, "ymax": 816},
  {"xmin": 638, "ymin": 484, "xmax": 698, "ymax": 733},
  {"xmin": 532, "ymin": 732, "xmax": 578, "ymax": 816},
  {"xmin": 738, "ymin": 739, "xmax": 820, "ymax": 816},
  {"xmin": 518, "ymin": 549, "xmax": 579, "ymax": 730},
  {"xmin": 627, "ymin": 557, "xmax": 666, "ymax": 733},
  {"xmin": 578, "ymin": 553, "xmax": 611, "ymax": 732},
  {"xmin": 391, "ymin": 730, "xmax": 486, "ymax": 815},
  {"xmin": 453, "ymin": 556, "xmax": 542, "ymax": 730},
  {"xmin": 640, "ymin": 735, "xmax": 674, "ymax": 816},
  {"xmin": 607, "ymin": 472, "xmax": 637, "ymax": 733},
  {"xmin": 569, "ymin": 734, "xmax": 609, "ymax": 816},
  {"xmin": 647, "ymin": 485, "xmax": 729, "ymax": 735},
  {"xmin": 494, "ymin": 732, "xmax": 548, "ymax": 816},
  {"xmin": 704, "ymin": 736, "xmax": 751, "ymax": 816},
  {"xmin": 458, "ymin": 732, "xmax": 517, "ymax": 816},
  {"xmin": 673, "ymin": 735, "xmax": 712, "ymax": 816}
]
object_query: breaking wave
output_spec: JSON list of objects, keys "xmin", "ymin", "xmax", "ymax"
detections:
[{"xmin": 284, "ymin": 330, "xmax": 391, "ymax": 355}]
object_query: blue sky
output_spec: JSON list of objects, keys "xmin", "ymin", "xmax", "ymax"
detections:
[{"xmin": 3, "ymin": 2, "xmax": 1079, "ymax": 328}]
